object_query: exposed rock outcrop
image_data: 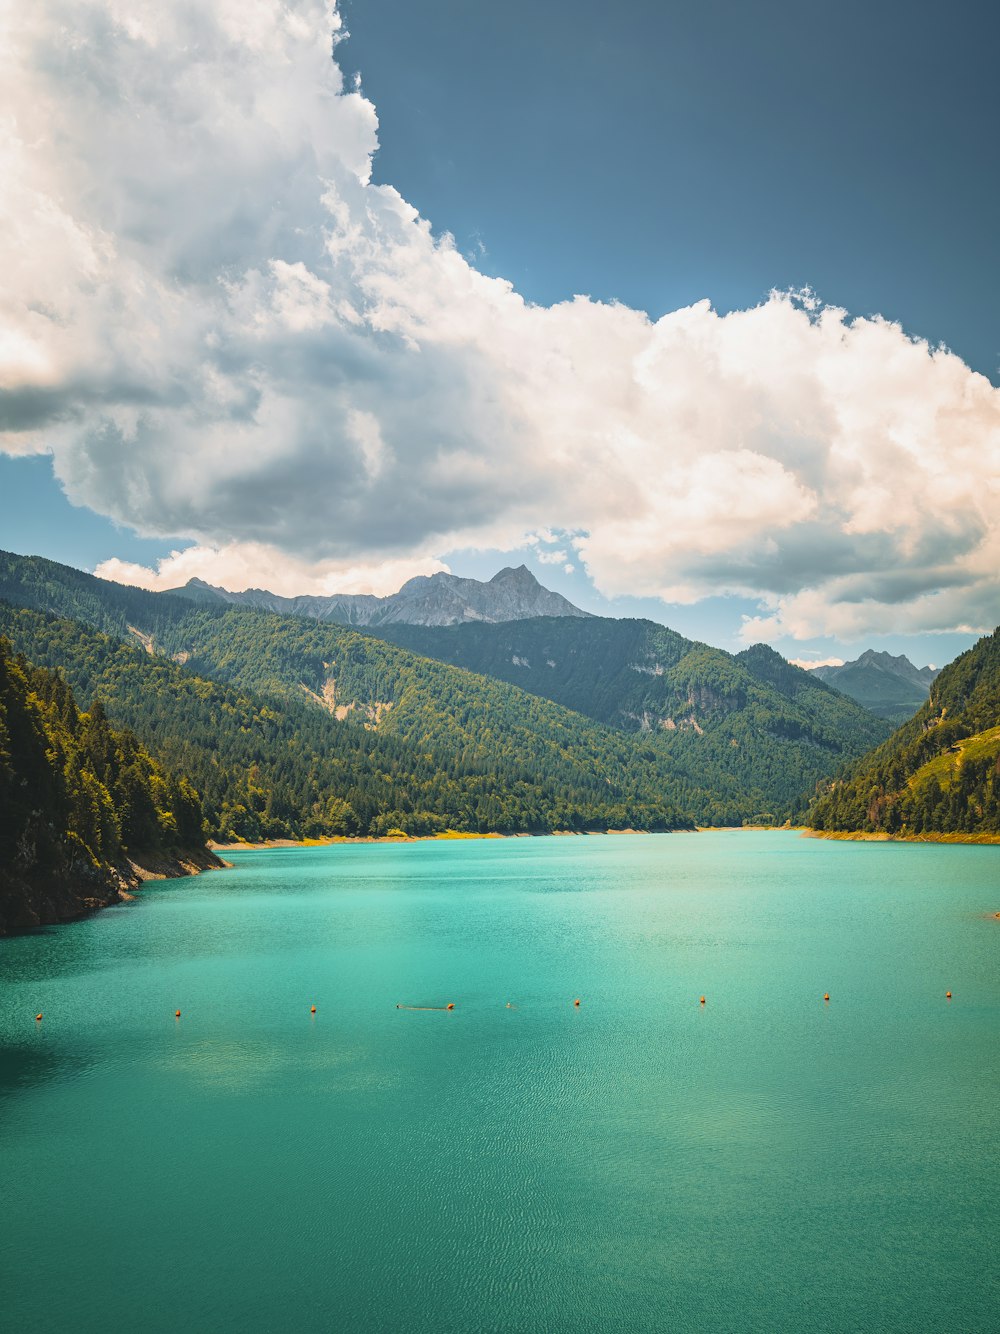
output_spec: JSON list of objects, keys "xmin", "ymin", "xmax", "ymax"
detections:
[{"xmin": 0, "ymin": 846, "xmax": 225, "ymax": 935}]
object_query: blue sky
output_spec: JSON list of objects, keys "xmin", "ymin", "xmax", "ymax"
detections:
[
  {"xmin": 2, "ymin": 0, "xmax": 998, "ymax": 668},
  {"xmin": 344, "ymin": 0, "xmax": 999, "ymax": 380}
]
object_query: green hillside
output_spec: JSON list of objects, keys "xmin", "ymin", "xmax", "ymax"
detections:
[
  {"xmin": 808, "ymin": 628, "xmax": 1000, "ymax": 836},
  {"xmin": 370, "ymin": 618, "xmax": 891, "ymax": 821},
  {"xmin": 0, "ymin": 638, "xmax": 212, "ymax": 932},
  {"xmin": 0, "ymin": 549, "xmax": 890, "ymax": 825},
  {"xmin": 0, "ymin": 603, "xmax": 695, "ymax": 839}
]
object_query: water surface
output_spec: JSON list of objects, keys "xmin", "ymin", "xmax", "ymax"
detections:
[{"xmin": 2, "ymin": 832, "xmax": 998, "ymax": 1332}]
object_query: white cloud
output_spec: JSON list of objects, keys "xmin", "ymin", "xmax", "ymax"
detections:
[
  {"xmin": 3, "ymin": 0, "xmax": 1000, "ymax": 638},
  {"xmin": 94, "ymin": 543, "xmax": 448, "ymax": 597},
  {"xmin": 789, "ymin": 657, "xmax": 845, "ymax": 670}
]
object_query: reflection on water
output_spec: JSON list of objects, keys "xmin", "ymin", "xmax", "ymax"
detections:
[{"xmin": 1, "ymin": 832, "xmax": 999, "ymax": 1333}]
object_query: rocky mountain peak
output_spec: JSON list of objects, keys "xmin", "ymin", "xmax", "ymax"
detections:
[
  {"xmin": 491, "ymin": 564, "xmax": 537, "ymax": 584},
  {"xmin": 166, "ymin": 565, "xmax": 590, "ymax": 628}
]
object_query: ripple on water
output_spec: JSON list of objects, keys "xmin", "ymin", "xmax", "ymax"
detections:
[{"xmin": 1, "ymin": 832, "xmax": 999, "ymax": 1333}]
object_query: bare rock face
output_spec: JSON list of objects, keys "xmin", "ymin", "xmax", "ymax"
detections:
[{"xmin": 168, "ymin": 565, "xmax": 592, "ymax": 628}]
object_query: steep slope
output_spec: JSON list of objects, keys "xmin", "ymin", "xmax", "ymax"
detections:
[
  {"xmin": 162, "ymin": 564, "xmax": 592, "ymax": 626},
  {"xmin": 0, "ymin": 639, "xmax": 217, "ymax": 933},
  {"xmin": 807, "ymin": 628, "xmax": 1000, "ymax": 836},
  {"xmin": 0, "ymin": 549, "xmax": 196, "ymax": 640},
  {"xmin": 369, "ymin": 618, "xmax": 891, "ymax": 821},
  {"xmin": 810, "ymin": 649, "xmax": 939, "ymax": 722},
  {"xmin": 0, "ymin": 603, "xmax": 695, "ymax": 838}
]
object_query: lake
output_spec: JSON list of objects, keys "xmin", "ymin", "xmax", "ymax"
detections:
[{"xmin": 2, "ymin": 831, "xmax": 998, "ymax": 1332}]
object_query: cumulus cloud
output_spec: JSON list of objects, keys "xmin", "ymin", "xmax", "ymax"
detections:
[
  {"xmin": 94, "ymin": 544, "xmax": 448, "ymax": 596},
  {"xmin": 789, "ymin": 657, "xmax": 845, "ymax": 670},
  {"xmin": 3, "ymin": 0, "xmax": 1000, "ymax": 637}
]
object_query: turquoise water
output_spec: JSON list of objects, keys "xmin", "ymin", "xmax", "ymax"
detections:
[{"xmin": 2, "ymin": 831, "xmax": 998, "ymax": 1333}]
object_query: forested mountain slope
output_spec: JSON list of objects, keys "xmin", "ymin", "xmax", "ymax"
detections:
[
  {"xmin": 808, "ymin": 628, "xmax": 1000, "ymax": 836},
  {"xmin": 128, "ymin": 605, "xmax": 884, "ymax": 824},
  {"xmin": 0, "ymin": 604, "xmax": 695, "ymax": 839},
  {"xmin": 0, "ymin": 549, "xmax": 890, "ymax": 824},
  {"xmin": 369, "ymin": 618, "xmax": 891, "ymax": 820},
  {"xmin": 0, "ymin": 639, "xmax": 216, "ymax": 933},
  {"xmin": 0, "ymin": 550, "xmax": 193, "ymax": 639}
]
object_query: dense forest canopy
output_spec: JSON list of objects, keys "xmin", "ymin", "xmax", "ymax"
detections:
[
  {"xmin": 0, "ymin": 551, "xmax": 891, "ymax": 826},
  {"xmin": 0, "ymin": 605, "xmax": 695, "ymax": 840},
  {"xmin": 368, "ymin": 619, "xmax": 891, "ymax": 820},
  {"xmin": 808, "ymin": 629, "xmax": 1000, "ymax": 835},
  {"xmin": 0, "ymin": 636, "xmax": 208, "ymax": 930}
]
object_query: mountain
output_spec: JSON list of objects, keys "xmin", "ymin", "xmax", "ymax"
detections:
[
  {"xmin": 808, "ymin": 650, "xmax": 940, "ymax": 723},
  {"xmin": 0, "ymin": 638, "xmax": 218, "ymax": 933},
  {"xmin": 0, "ymin": 549, "xmax": 890, "ymax": 825},
  {"xmin": 164, "ymin": 565, "xmax": 592, "ymax": 627},
  {"xmin": 807, "ymin": 628, "xmax": 1000, "ymax": 837},
  {"xmin": 0, "ymin": 562, "xmax": 696, "ymax": 838},
  {"xmin": 363, "ymin": 616, "xmax": 892, "ymax": 821}
]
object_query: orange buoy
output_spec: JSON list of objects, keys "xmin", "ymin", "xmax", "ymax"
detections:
[
  {"xmin": 700, "ymin": 996, "xmax": 706, "ymax": 1005},
  {"xmin": 824, "ymin": 993, "xmax": 830, "ymax": 1002},
  {"xmin": 573, "ymin": 998, "xmax": 581, "ymax": 1007},
  {"xmin": 310, "ymin": 1005, "xmax": 317, "ymax": 1014},
  {"xmin": 446, "ymin": 1002, "xmax": 455, "ymax": 1010},
  {"xmin": 35, "ymin": 1013, "xmax": 42, "ymax": 1022},
  {"xmin": 175, "ymin": 1009, "xmax": 181, "ymax": 1018},
  {"xmin": 946, "ymin": 991, "xmax": 952, "ymax": 999}
]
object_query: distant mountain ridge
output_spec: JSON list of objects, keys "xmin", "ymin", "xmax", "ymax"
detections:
[
  {"xmin": 165, "ymin": 565, "xmax": 592, "ymax": 627},
  {"xmin": 809, "ymin": 649, "xmax": 939, "ymax": 723}
]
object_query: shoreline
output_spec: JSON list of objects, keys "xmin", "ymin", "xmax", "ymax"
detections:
[
  {"xmin": 213, "ymin": 825, "xmax": 1000, "ymax": 853},
  {"xmin": 1, "ymin": 845, "xmax": 226, "ymax": 935},
  {"xmin": 210, "ymin": 827, "xmax": 682, "ymax": 852},
  {"xmin": 803, "ymin": 829, "xmax": 1000, "ymax": 846}
]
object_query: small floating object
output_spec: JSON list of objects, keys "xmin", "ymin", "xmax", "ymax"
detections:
[
  {"xmin": 700, "ymin": 996, "xmax": 706, "ymax": 1005},
  {"xmin": 446, "ymin": 1002, "xmax": 455, "ymax": 1010},
  {"xmin": 310, "ymin": 1005, "xmax": 317, "ymax": 1014},
  {"xmin": 946, "ymin": 991, "xmax": 952, "ymax": 999},
  {"xmin": 35, "ymin": 1013, "xmax": 42, "ymax": 1022},
  {"xmin": 824, "ymin": 993, "xmax": 830, "ymax": 1002},
  {"xmin": 573, "ymin": 998, "xmax": 581, "ymax": 1007},
  {"xmin": 396, "ymin": 1002, "xmax": 455, "ymax": 1011},
  {"xmin": 175, "ymin": 1009, "xmax": 181, "ymax": 1018}
]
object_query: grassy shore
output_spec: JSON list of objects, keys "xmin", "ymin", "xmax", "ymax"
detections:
[
  {"xmin": 804, "ymin": 829, "xmax": 1000, "ymax": 846},
  {"xmin": 209, "ymin": 828, "xmax": 664, "ymax": 852}
]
